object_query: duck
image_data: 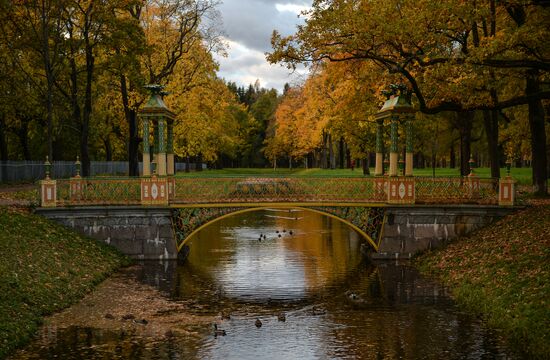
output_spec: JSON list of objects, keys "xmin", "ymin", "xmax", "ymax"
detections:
[
  {"xmin": 311, "ymin": 306, "xmax": 326, "ymax": 316},
  {"xmin": 277, "ymin": 312, "xmax": 286, "ymax": 322},
  {"xmin": 289, "ymin": 230, "xmax": 293, "ymax": 235},
  {"xmin": 345, "ymin": 290, "xmax": 367, "ymax": 305},
  {"xmin": 275, "ymin": 230, "xmax": 279, "ymax": 234},
  {"xmin": 255, "ymin": 318, "xmax": 262, "ymax": 328},
  {"xmin": 221, "ymin": 311, "xmax": 231, "ymax": 320},
  {"xmin": 213, "ymin": 323, "xmax": 226, "ymax": 336},
  {"xmin": 282, "ymin": 229, "xmax": 286, "ymax": 233}
]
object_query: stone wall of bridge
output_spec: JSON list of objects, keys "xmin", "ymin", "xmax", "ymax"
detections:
[
  {"xmin": 374, "ymin": 205, "xmax": 516, "ymax": 259},
  {"xmin": 35, "ymin": 207, "xmax": 176, "ymax": 260},
  {"xmin": 36, "ymin": 205, "xmax": 517, "ymax": 260}
]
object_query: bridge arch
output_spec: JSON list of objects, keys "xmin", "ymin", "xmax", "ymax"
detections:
[{"xmin": 171, "ymin": 205, "xmax": 386, "ymax": 253}]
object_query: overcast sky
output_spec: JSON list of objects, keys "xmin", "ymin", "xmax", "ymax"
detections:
[{"xmin": 213, "ymin": 0, "xmax": 311, "ymax": 93}]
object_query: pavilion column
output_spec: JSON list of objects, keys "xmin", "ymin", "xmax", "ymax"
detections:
[
  {"xmin": 375, "ymin": 119, "xmax": 384, "ymax": 176},
  {"xmin": 389, "ymin": 115, "xmax": 399, "ymax": 177},
  {"xmin": 142, "ymin": 116, "xmax": 151, "ymax": 176},
  {"xmin": 166, "ymin": 120, "xmax": 174, "ymax": 175},
  {"xmin": 405, "ymin": 115, "xmax": 414, "ymax": 176},
  {"xmin": 157, "ymin": 117, "xmax": 167, "ymax": 176},
  {"xmin": 152, "ymin": 118, "xmax": 159, "ymax": 172}
]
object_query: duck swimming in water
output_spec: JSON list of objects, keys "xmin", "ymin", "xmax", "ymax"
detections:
[
  {"xmin": 213, "ymin": 323, "xmax": 226, "ymax": 336},
  {"xmin": 255, "ymin": 318, "xmax": 262, "ymax": 328},
  {"xmin": 277, "ymin": 312, "xmax": 286, "ymax": 322},
  {"xmin": 220, "ymin": 311, "xmax": 231, "ymax": 320}
]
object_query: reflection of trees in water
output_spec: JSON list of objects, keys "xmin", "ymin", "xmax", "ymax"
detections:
[
  {"xmin": 322, "ymin": 262, "xmax": 506, "ymax": 360},
  {"xmin": 29, "ymin": 326, "xmax": 201, "ymax": 360},
  {"xmin": 272, "ymin": 209, "xmax": 364, "ymax": 289},
  {"xmin": 182, "ymin": 209, "xmax": 366, "ymax": 294}
]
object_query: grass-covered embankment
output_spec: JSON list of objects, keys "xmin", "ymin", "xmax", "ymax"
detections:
[
  {"xmin": 417, "ymin": 201, "xmax": 550, "ymax": 358},
  {"xmin": 175, "ymin": 167, "xmax": 543, "ymax": 185},
  {"xmin": 0, "ymin": 207, "xmax": 130, "ymax": 358}
]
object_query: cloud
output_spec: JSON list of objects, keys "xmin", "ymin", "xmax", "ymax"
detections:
[
  {"xmin": 214, "ymin": 38, "xmax": 306, "ymax": 92},
  {"xmin": 275, "ymin": 3, "xmax": 310, "ymax": 14},
  {"xmin": 215, "ymin": 0, "xmax": 310, "ymax": 91}
]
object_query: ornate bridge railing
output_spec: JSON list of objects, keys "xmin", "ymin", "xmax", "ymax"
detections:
[
  {"xmin": 172, "ymin": 177, "xmax": 386, "ymax": 204},
  {"xmin": 55, "ymin": 177, "xmax": 142, "ymax": 206},
  {"xmin": 415, "ymin": 177, "xmax": 498, "ymax": 205},
  {"xmin": 39, "ymin": 175, "xmax": 513, "ymax": 207}
]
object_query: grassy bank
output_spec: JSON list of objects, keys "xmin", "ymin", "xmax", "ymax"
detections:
[
  {"xmin": 0, "ymin": 207, "xmax": 130, "ymax": 358},
  {"xmin": 175, "ymin": 167, "xmax": 541, "ymax": 185},
  {"xmin": 417, "ymin": 201, "xmax": 550, "ymax": 358}
]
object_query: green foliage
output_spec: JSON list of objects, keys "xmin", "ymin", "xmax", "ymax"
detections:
[{"xmin": 0, "ymin": 208, "xmax": 130, "ymax": 358}]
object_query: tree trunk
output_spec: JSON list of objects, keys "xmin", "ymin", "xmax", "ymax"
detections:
[
  {"xmin": 321, "ymin": 131, "xmax": 328, "ymax": 169},
  {"xmin": 458, "ymin": 111, "xmax": 474, "ymax": 176},
  {"xmin": 483, "ymin": 109, "xmax": 500, "ymax": 179},
  {"xmin": 362, "ymin": 156, "xmax": 370, "ymax": 176},
  {"xmin": 0, "ymin": 115, "xmax": 6, "ymax": 182},
  {"xmin": 450, "ymin": 145, "xmax": 456, "ymax": 169},
  {"xmin": 526, "ymin": 70, "xmax": 548, "ymax": 195},
  {"xmin": 338, "ymin": 137, "xmax": 344, "ymax": 169},
  {"xmin": 103, "ymin": 136, "xmax": 112, "ymax": 161},
  {"xmin": 18, "ymin": 126, "xmax": 31, "ymax": 161},
  {"xmin": 120, "ymin": 75, "xmax": 140, "ymax": 176},
  {"xmin": 329, "ymin": 133, "xmax": 335, "ymax": 169},
  {"xmin": 186, "ymin": 156, "xmax": 190, "ymax": 172},
  {"xmin": 0, "ymin": 114, "xmax": 7, "ymax": 162},
  {"xmin": 80, "ymin": 30, "xmax": 94, "ymax": 177},
  {"xmin": 196, "ymin": 152, "xmax": 203, "ymax": 171}
]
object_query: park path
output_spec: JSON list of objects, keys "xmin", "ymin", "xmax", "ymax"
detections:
[{"xmin": 0, "ymin": 183, "xmax": 36, "ymax": 207}]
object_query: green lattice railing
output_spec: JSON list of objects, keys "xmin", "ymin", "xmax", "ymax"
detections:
[
  {"xmin": 56, "ymin": 177, "xmax": 142, "ymax": 206},
  {"xmin": 415, "ymin": 177, "xmax": 498, "ymax": 205},
  {"xmin": 172, "ymin": 177, "xmax": 386, "ymax": 204},
  {"xmin": 50, "ymin": 176, "xmax": 499, "ymax": 206}
]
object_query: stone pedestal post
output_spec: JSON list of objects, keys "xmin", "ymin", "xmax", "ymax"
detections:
[
  {"xmin": 41, "ymin": 179, "xmax": 57, "ymax": 207},
  {"xmin": 387, "ymin": 177, "xmax": 415, "ymax": 204},
  {"xmin": 499, "ymin": 177, "xmax": 515, "ymax": 206},
  {"xmin": 40, "ymin": 157, "xmax": 56, "ymax": 207},
  {"xmin": 141, "ymin": 175, "xmax": 169, "ymax": 206},
  {"xmin": 389, "ymin": 116, "xmax": 399, "ymax": 177}
]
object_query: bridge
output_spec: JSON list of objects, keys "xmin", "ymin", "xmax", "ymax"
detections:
[
  {"xmin": 36, "ymin": 174, "xmax": 517, "ymax": 260},
  {"xmin": 35, "ymin": 85, "xmax": 517, "ymax": 260}
]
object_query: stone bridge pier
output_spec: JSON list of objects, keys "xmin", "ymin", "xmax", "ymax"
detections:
[{"xmin": 36, "ymin": 205, "xmax": 515, "ymax": 260}]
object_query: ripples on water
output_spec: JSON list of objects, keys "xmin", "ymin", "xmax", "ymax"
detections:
[{"xmin": 11, "ymin": 209, "xmax": 517, "ymax": 360}]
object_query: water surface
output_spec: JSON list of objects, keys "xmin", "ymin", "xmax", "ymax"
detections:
[{"xmin": 11, "ymin": 209, "xmax": 517, "ymax": 359}]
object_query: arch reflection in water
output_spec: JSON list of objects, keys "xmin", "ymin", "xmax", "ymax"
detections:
[{"xmin": 179, "ymin": 208, "xmax": 364, "ymax": 302}]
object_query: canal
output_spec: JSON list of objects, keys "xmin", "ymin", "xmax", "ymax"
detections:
[{"xmin": 11, "ymin": 208, "xmax": 517, "ymax": 359}]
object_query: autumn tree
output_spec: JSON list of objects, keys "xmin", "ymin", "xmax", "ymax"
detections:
[
  {"xmin": 269, "ymin": 0, "xmax": 550, "ymax": 194},
  {"xmin": 116, "ymin": 0, "xmax": 223, "ymax": 176}
]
